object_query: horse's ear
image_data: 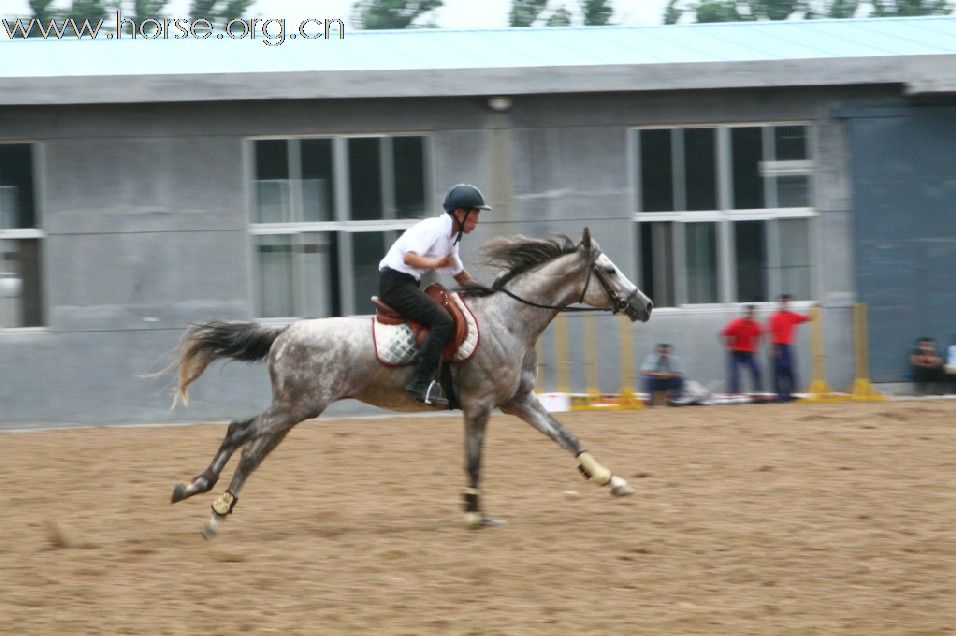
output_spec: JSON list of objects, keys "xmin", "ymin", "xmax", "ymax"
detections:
[{"xmin": 581, "ymin": 227, "xmax": 592, "ymax": 250}]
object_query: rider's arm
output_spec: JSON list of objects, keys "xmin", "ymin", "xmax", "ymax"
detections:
[
  {"xmin": 453, "ymin": 270, "xmax": 477, "ymax": 286},
  {"xmin": 403, "ymin": 251, "xmax": 452, "ymax": 270}
]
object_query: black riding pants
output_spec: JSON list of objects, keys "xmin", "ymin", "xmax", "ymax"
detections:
[{"xmin": 378, "ymin": 267, "xmax": 453, "ymax": 378}]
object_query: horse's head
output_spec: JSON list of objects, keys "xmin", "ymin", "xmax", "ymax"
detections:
[{"xmin": 578, "ymin": 227, "xmax": 652, "ymax": 323}]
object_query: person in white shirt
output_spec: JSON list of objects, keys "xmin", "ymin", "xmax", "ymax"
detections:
[{"xmin": 378, "ymin": 184, "xmax": 491, "ymax": 405}]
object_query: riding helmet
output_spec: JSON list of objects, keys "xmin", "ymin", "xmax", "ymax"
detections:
[{"xmin": 442, "ymin": 184, "xmax": 493, "ymax": 213}]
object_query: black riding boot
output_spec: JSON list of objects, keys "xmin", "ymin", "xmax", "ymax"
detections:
[{"xmin": 405, "ymin": 372, "xmax": 448, "ymax": 407}]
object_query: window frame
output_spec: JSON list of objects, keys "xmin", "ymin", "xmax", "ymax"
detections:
[
  {"xmin": 629, "ymin": 123, "xmax": 817, "ymax": 309},
  {"xmin": 246, "ymin": 133, "xmax": 435, "ymax": 321},
  {"xmin": 0, "ymin": 141, "xmax": 47, "ymax": 331}
]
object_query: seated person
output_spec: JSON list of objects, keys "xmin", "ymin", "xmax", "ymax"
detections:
[
  {"xmin": 640, "ymin": 343, "xmax": 684, "ymax": 405},
  {"xmin": 911, "ymin": 337, "xmax": 945, "ymax": 395}
]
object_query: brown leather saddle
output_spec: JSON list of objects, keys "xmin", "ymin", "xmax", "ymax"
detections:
[{"xmin": 371, "ymin": 283, "xmax": 470, "ymax": 362}]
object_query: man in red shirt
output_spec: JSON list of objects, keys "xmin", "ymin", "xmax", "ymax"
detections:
[
  {"xmin": 720, "ymin": 304, "xmax": 763, "ymax": 396},
  {"xmin": 768, "ymin": 294, "xmax": 812, "ymax": 402}
]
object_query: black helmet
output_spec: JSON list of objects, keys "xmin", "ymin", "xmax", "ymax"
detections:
[{"xmin": 442, "ymin": 184, "xmax": 493, "ymax": 213}]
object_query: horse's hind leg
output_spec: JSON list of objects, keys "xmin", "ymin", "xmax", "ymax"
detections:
[
  {"xmin": 201, "ymin": 403, "xmax": 312, "ymax": 538},
  {"xmin": 501, "ymin": 391, "xmax": 634, "ymax": 496},
  {"xmin": 171, "ymin": 416, "xmax": 256, "ymax": 504}
]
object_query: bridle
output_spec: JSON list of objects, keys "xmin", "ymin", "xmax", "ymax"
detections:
[{"xmin": 495, "ymin": 247, "xmax": 637, "ymax": 314}]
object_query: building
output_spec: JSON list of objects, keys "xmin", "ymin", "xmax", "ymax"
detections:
[{"xmin": 1, "ymin": 16, "xmax": 955, "ymax": 426}]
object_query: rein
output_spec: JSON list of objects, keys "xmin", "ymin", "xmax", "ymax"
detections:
[{"xmin": 495, "ymin": 249, "xmax": 632, "ymax": 314}]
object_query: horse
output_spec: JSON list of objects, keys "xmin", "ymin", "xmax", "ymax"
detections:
[{"xmin": 170, "ymin": 227, "xmax": 653, "ymax": 538}]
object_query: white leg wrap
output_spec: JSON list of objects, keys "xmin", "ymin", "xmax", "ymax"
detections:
[{"xmin": 577, "ymin": 451, "xmax": 612, "ymax": 487}]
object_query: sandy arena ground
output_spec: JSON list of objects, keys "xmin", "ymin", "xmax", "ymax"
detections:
[{"xmin": 2, "ymin": 400, "xmax": 954, "ymax": 635}]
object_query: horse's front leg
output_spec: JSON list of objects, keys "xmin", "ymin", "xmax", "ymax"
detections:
[
  {"xmin": 501, "ymin": 391, "xmax": 634, "ymax": 496},
  {"xmin": 462, "ymin": 398, "xmax": 507, "ymax": 528}
]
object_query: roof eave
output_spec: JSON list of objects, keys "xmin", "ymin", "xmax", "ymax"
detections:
[{"xmin": 0, "ymin": 55, "xmax": 952, "ymax": 106}]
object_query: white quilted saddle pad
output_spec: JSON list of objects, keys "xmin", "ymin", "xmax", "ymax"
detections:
[{"xmin": 373, "ymin": 292, "xmax": 479, "ymax": 366}]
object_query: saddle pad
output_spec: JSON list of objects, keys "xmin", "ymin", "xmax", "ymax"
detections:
[{"xmin": 372, "ymin": 292, "xmax": 479, "ymax": 366}]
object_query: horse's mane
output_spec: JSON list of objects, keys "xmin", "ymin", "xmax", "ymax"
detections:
[{"xmin": 459, "ymin": 234, "xmax": 579, "ymax": 298}]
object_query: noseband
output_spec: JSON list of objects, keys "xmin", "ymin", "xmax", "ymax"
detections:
[{"xmin": 495, "ymin": 248, "xmax": 634, "ymax": 314}]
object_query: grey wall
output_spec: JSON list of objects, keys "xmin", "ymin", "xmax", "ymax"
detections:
[
  {"xmin": 0, "ymin": 87, "xmax": 897, "ymax": 425},
  {"xmin": 846, "ymin": 102, "xmax": 956, "ymax": 381}
]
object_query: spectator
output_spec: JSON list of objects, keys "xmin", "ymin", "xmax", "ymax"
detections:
[
  {"xmin": 911, "ymin": 337, "xmax": 945, "ymax": 395},
  {"xmin": 640, "ymin": 343, "xmax": 684, "ymax": 406},
  {"xmin": 721, "ymin": 304, "xmax": 763, "ymax": 396},
  {"xmin": 768, "ymin": 294, "xmax": 812, "ymax": 402}
]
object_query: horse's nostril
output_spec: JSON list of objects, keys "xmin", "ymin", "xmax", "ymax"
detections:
[{"xmin": 647, "ymin": 301, "xmax": 653, "ymax": 312}]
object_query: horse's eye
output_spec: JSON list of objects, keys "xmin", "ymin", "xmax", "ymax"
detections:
[{"xmin": 604, "ymin": 266, "xmax": 616, "ymax": 274}]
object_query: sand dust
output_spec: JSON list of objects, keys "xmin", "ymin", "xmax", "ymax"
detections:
[{"xmin": 2, "ymin": 400, "xmax": 954, "ymax": 635}]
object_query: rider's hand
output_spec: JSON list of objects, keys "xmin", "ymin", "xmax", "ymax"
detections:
[{"xmin": 433, "ymin": 254, "xmax": 455, "ymax": 269}]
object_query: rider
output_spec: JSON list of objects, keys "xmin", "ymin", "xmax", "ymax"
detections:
[{"xmin": 378, "ymin": 184, "xmax": 491, "ymax": 406}]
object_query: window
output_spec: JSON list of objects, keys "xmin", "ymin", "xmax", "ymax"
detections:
[
  {"xmin": 0, "ymin": 143, "xmax": 43, "ymax": 328},
  {"xmin": 251, "ymin": 135, "xmax": 429, "ymax": 318},
  {"xmin": 633, "ymin": 125, "xmax": 814, "ymax": 306}
]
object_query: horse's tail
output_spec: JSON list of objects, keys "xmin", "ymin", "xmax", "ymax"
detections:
[{"xmin": 175, "ymin": 320, "xmax": 289, "ymax": 406}]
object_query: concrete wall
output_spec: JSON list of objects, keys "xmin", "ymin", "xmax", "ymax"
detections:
[
  {"xmin": 845, "ymin": 102, "xmax": 956, "ymax": 381},
  {"xmin": 0, "ymin": 87, "xmax": 897, "ymax": 426}
]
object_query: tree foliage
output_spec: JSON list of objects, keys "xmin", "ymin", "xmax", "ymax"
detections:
[
  {"xmin": 351, "ymin": 0, "xmax": 444, "ymax": 29},
  {"xmin": 581, "ymin": 0, "xmax": 614, "ymax": 24},
  {"xmin": 665, "ymin": 0, "xmax": 953, "ymax": 22},
  {"xmin": 696, "ymin": 0, "xmax": 747, "ymax": 22},
  {"xmin": 509, "ymin": 0, "xmax": 549, "ymax": 26},
  {"xmin": 546, "ymin": 6, "xmax": 573, "ymax": 25},
  {"xmin": 129, "ymin": 0, "xmax": 170, "ymax": 25},
  {"xmin": 870, "ymin": 0, "xmax": 951, "ymax": 15},
  {"xmin": 63, "ymin": 0, "xmax": 109, "ymax": 24},
  {"xmin": 189, "ymin": 0, "xmax": 254, "ymax": 26},
  {"xmin": 510, "ymin": 0, "xmax": 615, "ymax": 27}
]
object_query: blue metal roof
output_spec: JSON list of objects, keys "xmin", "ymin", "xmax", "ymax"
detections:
[{"xmin": 1, "ymin": 16, "xmax": 956, "ymax": 78}]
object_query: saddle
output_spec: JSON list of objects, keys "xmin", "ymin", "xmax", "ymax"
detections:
[{"xmin": 371, "ymin": 283, "xmax": 475, "ymax": 362}]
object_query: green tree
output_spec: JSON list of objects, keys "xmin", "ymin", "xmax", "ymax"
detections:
[
  {"xmin": 695, "ymin": 0, "xmax": 749, "ymax": 22},
  {"xmin": 28, "ymin": 0, "xmax": 57, "ymax": 23},
  {"xmin": 189, "ymin": 0, "xmax": 218, "ymax": 21},
  {"xmin": 546, "ymin": 6, "xmax": 573, "ymax": 25},
  {"xmin": 664, "ymin": 0, "xmax": 682, "ymax": 24},
  {"xmin": 351, "ymin": 0, "xmax": 444, "ymax": 29},
  {"xmin": 750, "ymin": 0, "xmax": 802, "ymax": 19},
  {"xmin": 870, "ymin": 0, "xmax": 951, "ymax": 15},
  {"xmin": 509, "ymin": 0, "xmax": 549, "ymax": 26},
  {"xmin": 668, "ymin": 0, "xmax": 951, "ymax": 22},
  {"xmin": 581, "ymin": 0, "xmax": 614, "ymax": 24},
  {"xmin": 125, "ymin": 0, "xmax": 169, "ymax": 35},
  {"xmin": 129, "ymin": 0, "xmax": 169, "ymax": 24},
  {"xmin": 818, "ymin": 0, "xmax": 859, "ymax": 17},
  {"xmin": 26, "ymin": 0, "xmax": 57, "ymax": 37},
  {"xmin": 63, "ymin": 0, "xmax": 109, "ymax": 24},
  {"xmin": 189, "ymin": 0, "xmax": 254, "ymax": 27}
]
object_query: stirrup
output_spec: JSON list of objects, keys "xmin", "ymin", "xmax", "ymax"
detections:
[
  {"xmin": 406, "ymin": 379, "xmax": 448, "ymax": 406},
  {"xmin": 424, "ymin": 380, "xmax": 448, "ymax": 406}
]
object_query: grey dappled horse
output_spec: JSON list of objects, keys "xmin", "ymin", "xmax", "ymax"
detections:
[{"xmin": 171, "ymin": 228, "xmax": 652, "ymax": 538}]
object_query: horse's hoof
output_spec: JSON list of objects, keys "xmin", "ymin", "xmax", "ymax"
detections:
[
  {"xmin": 171, "ymin": 484, "xmax": 188, "ymax": 504},
  {"xmin": 200, "ymin": 523, "xmax": 218, "ymax": 540},
  {"xmin": 609, "ymin": 475, "xmax": 635, "ymax": 497},
  {"xmin": 464, "ymin": 512, "xmax": 508, "ymax": 529}
]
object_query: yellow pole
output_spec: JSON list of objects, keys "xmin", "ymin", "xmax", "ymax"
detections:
[
  {"xmin": 584, "ymin": 315, "xmax": 601, "ymax": 404},
  {"xmin": 554, "ymin": 313, "xmax": 570, "ymax": 394},
  {"xmin": 617, "ymin": 314, "xmax": 643, "ymax": 408},
  {"xmin": 849, "ymin": 302, "xmax": 883, "ymax": 401},
  {"xmin": 804, "ymin": 304, "xmax": 835, "ymax": 402}
]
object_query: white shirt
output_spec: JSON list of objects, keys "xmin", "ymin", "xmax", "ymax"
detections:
[{"xmin": 379, "ymin": 214, "xmax": 465, "ymax": 280}]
